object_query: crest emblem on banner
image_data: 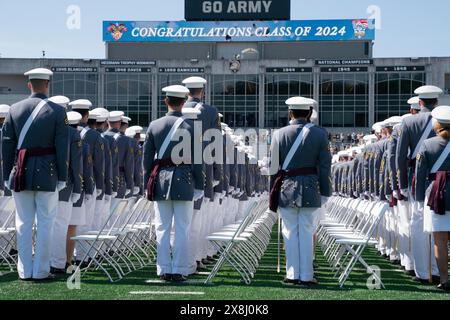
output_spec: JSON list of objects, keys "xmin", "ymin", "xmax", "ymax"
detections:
[
  {"xmin": 107, "ymin": 23, "xmax": 127, "ymax": 41},
  {"xmin": 352, "ymin": 19, "xmax": 368, "ymax": 39}
]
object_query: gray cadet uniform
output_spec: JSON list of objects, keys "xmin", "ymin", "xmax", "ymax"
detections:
[
  {"xmin": 2, "ymin": 92, "xmax": 69, "ymax": 280},
  {"xmin": 103, "ymin": 129, "xmax": 120, "ymax": 195},
  {"xmin": 113, "ymin": 129, "xmax": 134, "ymax": 198},
  {"xmin": 143, "ymin": 109, "xmax": 204, "ymax": 277},
  {"xmin": 269, "ymin": 114, "xmax": 331, "ymax": 282}
]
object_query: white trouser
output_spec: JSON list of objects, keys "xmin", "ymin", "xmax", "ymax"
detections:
[
  {"xmin": 92, "ymin": 198, "xmax": 104, "ymax": 230},
  {"xmin": 237, "ymin": 200, "xmax": 249, "ymax": 221},
  {"xmin": 378, "ymin": 210, "xmax": 387, "ymax": 255},
  {"xmin": 154, "ymin": 200, "xmax": 193, "ymax": 276},
  {"xmin": 279, "ymin": 206, "xmax": 316, "ymax": 282},
  {"xmin": 84, "ymin": 188, "xmax": 97, "ymax": 230},
  {"xmin": 50, "ymin": 200, "xmax": 72, "ymax": 269},
  {"xmin": 199, "ymin": 198, "xmax": 212, "ymax": 258},
  {"xmin": 189, "ymin": 209, "xmax": 203, "ymax": 263},
  {"xmin": 410, "ymin": 201, "xmax": 439, "ymax": 279},
  {"xmin": 397, "ymin": 200, "xmax": 414, "ymax": 270},
  {"xmin": 13, "ymin": 190, "xmax": 58, "ymax": 279}
]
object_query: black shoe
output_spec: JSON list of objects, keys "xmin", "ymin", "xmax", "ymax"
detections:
[
  {"xmin": 50, "ymin": 266, "xmax": 66, "ymax": 274},
  {"xmin": 75, "ymin": 260, "xmax": 91, "ymax": 269},
  {"xmin": 299, "ymin": 278, "xmax": 319, "ymax": 287},
  {"xmin": 282, "ymin": 278, "xmax": 299, "ymax": 285},
  {"xmin": 172, "ymin": 274, "xmax": 187, "ymax": 283},
  {"xmin": 404, "ymin": 270, "xmax": 416, "ymax": 277},
  {"xmin": 212, "ymin": 254, "xmax": 220, "ymax": 259},
  {"xmin": 412, "ymin": 277, "xmax": 432, "ymax": 285},
  {"xmin": 159, "ymin": 274, "xmax": 172, "ymax": 282},
  {"xmin": 206, "ymin": 256, "xmax": 215, "ymax": 262},
  {"xmin": 33, "ymin": 273, "xmax": 57, "ymax": 282},
  {"xmin": 382, "ymin": 254, "xmax": 389, "ymax": 259},
  {"xmin": 8, "ymin": 248, "xmax": 18, "ymax": 256},
  {"xmin": 432, "ymin": 275, "xmax": 441, "ymax": 285},
  {"xmin": 437, "ymin": 282, "xmax": 450, "ymax": 292},
  {"xmin": 19, "ymin": 277, "xmax": 33, "ymax": 282},
  {"xmin": 392, "ymin": 260, "xmax": 401, "ymax": 266},
  {"xmin": 196, "ymin": 261, "xmax": 207, "ymax": 271},
  {"xmin": 201, "ymin": 258, "xmax": 213, "ymax": 265}
]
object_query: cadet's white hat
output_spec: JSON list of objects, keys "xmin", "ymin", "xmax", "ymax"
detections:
[
  {"xmin": 49, "ymin": 96, "xmax": 70, "ymax": 108},
  {"xmin": 140, "ymin": 133, "xmax": 146, "ymax": 142},
  {"xmin": 218, "ymin": 113, "xmax": 224, "ymax": 118},
  {"xmin": 414, "ymin": 85, "xmax": 443, "ymax": 99},
  {"xmin": 182, "ymin": 76, "xmax": 207, "ymax": 89},
  {"xmin": 285, "ymin": 97, "xmax": 317, "ymax": 110},
  {"xmin": 384, "ymin": 116, "xmax": 402, "ymax": 127},
  {"xmin": 408, "ymin": 96, "xmax": 421, "ymax": 110},
  {"xmin": 0, "ymin": 104, "xmax": 10, "ymax": 118},
  {"xmin": 182, "ymin": 107, "xmax": 201, "ymax": 119},
  {"xmin": 69, "ymin": 99, "xmax": 92, "ymax": 110},
  {"xmin": 162, "ymin": 85, "xmax": 190, "ymax": 98},
  {"xmin": 88, "ymin": 111, "xmax": 98, "ymax": 120},
  {"xmin": 121, "ymin": 116, "xmax": 131, "ymax": 124},
  {"xmin": 129, "ymin": 125, "xmax": 143, "ymax": 134},
  {"xmin": 332, "ymin": 154, "xmax": 340, "ymax": 164},
  {"xmin": 337, "ymin": 150, "xmax": 350, "ymax": 158},
  {"xmin": 372, "ymin": 122, "xmax": 383, "ymax": 134},
  {"xmin": 67, "ymin": 111, "xmax": 82, "ymax": 125},
  {"xmin": 220, "ymin": 122, "xmax": 228, "ymax": 130},
  {"xmin": 125, "ymin": 128, "xmax": 136, "ymax": 138},
  {"xmin": 108, "ymin": 111, "xmax": 124, "ymax": 122},
  {"xmin": 91, "ymin": 107, "xmax": 110, "ymax": 120},
  {"xmin": 432, "ymin": 106, "xmax": 450, "ymax": 124},
  {"xmin": 24, "ymin": 68, "xmax": 53, "ymax": 80}
]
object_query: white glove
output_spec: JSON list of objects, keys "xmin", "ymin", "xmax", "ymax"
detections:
[
  {"xmin": 417, "ymin": 201, "xmax": 424, "ymax": 211},
  {"xmin": 71, "ymin": 193, "xmax": 81, "ymax": 203},
  {"xmin": 193, "ymin": 189, "xmax": 204, "ymax": 201},
  {"xmin": 85, "ymin": 194, "xmax": 92, "ymax": 201},
  {"xmin": 112, "ymin": 192, "xmax": 118, "ymax": 198},
  {"xmin": 4, "ymin": 181, "xmax": 9, "ymax": 190},
  {"xmin": 57, "ymin": 181, "xmax": 66, "ymax": 192},
  {"xmin": 133, "ymin": 187, "xmax": 140, "ymax": 194},
  {"xmin": 212, "ymin": 180, "xmax": 220, "ymax": 187},
  {"xmin": 104, "ymin": 194, "xmax": 111, "ymax": 201},
  {"xmin": 125, "ymin": 189, "xmax": 131, "ymax": 195},
  {"xmin": 386, "ymin": 195, "xmax": 392, "ymax": 202},
  {"xmin": 0, "ymin": 189, "xmax": 4, "ymax": 197},
  {"xmin": 321, "ymin": 196, "xmax": 329, "ymax": 205},
  {"xmin": 400, "ymin": 188, "xmax": 409, "ymax": 198},
  {"xmin": 221, "ymin": 190, "xmax": 227, "ymax": 198},
  {"xmin": 96, "ymin": 189, "xmax": 102, "ymax": 197},
  {"xmin": 393, "ymin": 190, "xmax": 399, "ymax": 200},
  {"xmin": 228, "ymin": 186, "xmax": 235, "ymax": 192},
  {"xmin": 353, "ymin": 191, "xmax": 358, "ymax": 197}
]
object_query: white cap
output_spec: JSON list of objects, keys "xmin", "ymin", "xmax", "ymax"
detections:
[
  {"xmin": 108, "ymin": 111, "xmax": 124, "ymax": 122},
  {"xmin": 432, "ymin": 106, "xmax": 450, "ymax": 124},
  {"xmin": 407, "ymin": 96, "xmax": 421, "ymax": 110},
  {"xmin": 24, "ymin": 68, "xmax": 53, "ymax": 80},
  {"xmin": 182, "ymin": 76, "xmax": 207, "ymax": 89},
  {"xmin": 140, "ymin": 133, "xmax": 146, "ymax": 142},
  {"xmin": 49, "ymin": 96, "xmax": 70, "ymax": 108},
  {"xmin": 220, "ymin": 122, "xmax": 228, "ymax": 130},
  {"xmin": 88, "ymin": 112, "xmax": 98, "ymax": 120},
  {"xmin": 332, "ymin": 154, "xmax": 340, "ymax": 164},
  {"xmin": 129, "ymin": 125, "xmax": 143, "ymax": 134},
  {"xmin": 363, "ymin": 134, "xmax": 378, "ymax": 143},
  {"xmin": 162, "ymin": 85, "xmax": 190, "ymax": 98},
  {"xmin": 372, "ymin": 122, "xmax": 383, "ymax": 134},
  {"xmin": 382, "ymin": 116, "xmax": 402, "ymax": 128},
  {"xmin": 414, "ymin": 85, "xmax": 443, "ymax": 99},
  {"xmin": 125, "ymin": 128, "xmax": 136, "ymax": 138},
  {"xmin": 69, "ymin": 99, "xmax": 92, "ymax": 110},
  {"xmin": 91, "ymin": 108, "xmax": 109, "ymax": 120},
  {"xmin": 121, "ymin": 116, "xmax": 131, "ymax": 124},
  {"xmin": 0, "ymin": 104, "xmax": 10, "ymax": 118},
  {"xmin": 285, "ymin": 97, "xmax": 317, "ymax": 110},
  {"xmin": 89, "ymin": 108, "xmax": 108, "ymax": 122},
  {"xmin": 67, "ymin": 111, "xmax": 82, "ymax": 125},
  {"xmin": 182, "ymin": 107, "xmax": 201, "ymax": 119},
  {"xmin": 218, "ymin": 113, "xmax": 224, "ymax": 118},
  {"xmin": 337, "ymin": 150, "xmax": 350, "ymax": 158}
]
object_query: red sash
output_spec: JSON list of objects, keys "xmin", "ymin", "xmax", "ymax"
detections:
[
  {"xmin": 14, "ymin": 147, "xmax": 56, "ymax": 192},
  {"xmin": 427, "ymin": 172, "xmax": 450, "ymax": 215},
  {"xmin": 146, "ymin": 158, "xmax": 175, "ymax": 201},
  {"xmin": 269, "ymin": 167, "xmax": 318, "ymax": 212}
]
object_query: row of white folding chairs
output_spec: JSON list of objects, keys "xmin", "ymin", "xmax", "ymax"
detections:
[
  {"xmin": 0, "ymin": 197, "xmax": 17, "ymax": 272},
  {"xmin": 318, "ymin": 196, "xmax": 389, "ymax": 288},
  {"xmin": 204, "ymin": 196, "xmax": 275, "ymax": 285},
  {"xmin": 69, "ymin": 196, "xmax": 156, "ymax": 283}
]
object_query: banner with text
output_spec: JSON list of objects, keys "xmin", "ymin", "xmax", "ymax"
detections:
[{"xmin": 103, "ymin": 19, "xmax": 375, "ymax": 43}]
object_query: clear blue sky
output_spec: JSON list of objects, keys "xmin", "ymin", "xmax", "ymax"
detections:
[{"xmin": 0, "ymin": 0, "xmax": 449, "ymax": 59}]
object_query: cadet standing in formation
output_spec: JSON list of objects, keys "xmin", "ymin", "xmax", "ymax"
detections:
[
  {"xmin": 269, "ymin": 97, "xmax": 331, "ymax": 286},
  {"xmin": 2, "ymin": 68, "xmax": 68, "ymax": 280}
]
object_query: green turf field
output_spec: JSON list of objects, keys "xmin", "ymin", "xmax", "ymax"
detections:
[{"xmin": 1, "ymin": 230, "xmax": 449, "ymax": 300}]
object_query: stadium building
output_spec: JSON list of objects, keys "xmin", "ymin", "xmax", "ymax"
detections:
[{"xmin": 1, "ymin": 0, "xmax": 450, "ymax": 133}]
